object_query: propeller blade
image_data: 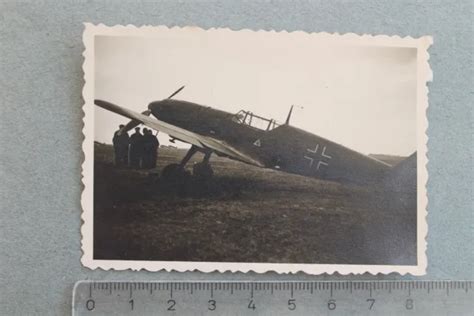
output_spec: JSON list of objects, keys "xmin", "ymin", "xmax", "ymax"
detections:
[
  {"xmin": 118, "ymin": 109, "xmax": 151, "ymax": 135},
  {"xmin": 167, "ymin": 85, "xmax": 185, "ymax": 99},
  {"xmin": 285, "ymin": 105, "xmax": 294, "ymax": 125},
  {"xmin": 117, "ymin": 85, "xmax": 183, "ymax": 135}
]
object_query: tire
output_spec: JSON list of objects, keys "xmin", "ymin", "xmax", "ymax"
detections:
[
  {"xmin": 192, "ymin": 162, "xmax": 214, "ymax": 180},
  {"xmin": 161, "ymin": 163, "xmax": 186, "ymax": 181}
]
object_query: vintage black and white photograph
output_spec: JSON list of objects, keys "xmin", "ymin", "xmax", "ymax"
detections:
[{"xmin": 82, "ymin": 25, "xmax": 431, "ymax": 274}]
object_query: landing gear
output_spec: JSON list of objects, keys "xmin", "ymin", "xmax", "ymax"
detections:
[
  {"xmin": 160, "ymin": 145, "xmax": 214, "ymax": 180},
  {"xmin": 160, "ymin": 146, "xmax": 197, "ymax": 181},
  {"xmin": 193, "ymin": 162, "xmax": 214, "ymax": 179},
  {"xmin": 193, "ymin": 150, "xmax": 213, "ymax": 180},
  {"xmin": 161, "ymin": 163, "xmax": 189, "ymax": 181}
]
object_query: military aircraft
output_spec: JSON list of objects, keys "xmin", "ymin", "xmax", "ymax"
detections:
[{"xmin": 95, "ymin": 86, "xmax": 397, "ymax": 184}]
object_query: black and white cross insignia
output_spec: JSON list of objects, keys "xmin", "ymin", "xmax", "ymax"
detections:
[{"xmin": 304, "ymin": 144, "xmax": 332, "ymax": 171}]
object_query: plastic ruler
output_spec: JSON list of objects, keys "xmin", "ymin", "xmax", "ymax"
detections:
[{"xmin": 73, "ymin": 280, "xmax": 473, "ymax": 315}]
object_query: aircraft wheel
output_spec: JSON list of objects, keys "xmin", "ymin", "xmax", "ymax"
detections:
[
  {"xmin": 161, "ymin": 163, "xmax": 188, "ymax": 181},
  {"xmin": 193, "ymin": 162, "xmax": 214, "ymax": 180}
]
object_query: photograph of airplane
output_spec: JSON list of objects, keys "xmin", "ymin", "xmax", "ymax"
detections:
[
  {"xmin": 82, "ymin": 25, "xmax": 429, "ymax": 274},
  {"xmin": 95, "ymin": 85, "xmax": 402, "ymax": 185}
]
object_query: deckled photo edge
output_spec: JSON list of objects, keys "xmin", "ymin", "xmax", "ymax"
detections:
[{"xmin": 80, "ymin": 23, "xmax": 432, "ymax": 275}]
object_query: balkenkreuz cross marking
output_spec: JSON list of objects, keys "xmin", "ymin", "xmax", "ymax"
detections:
[{"xmin": 304, "ymin": 144, "xmax": 332, "ymax": 171}]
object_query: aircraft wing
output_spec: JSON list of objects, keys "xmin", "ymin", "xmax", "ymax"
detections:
[{"xmin": 95, "ymin": 100, "xmax": 264, "ymax": 167}]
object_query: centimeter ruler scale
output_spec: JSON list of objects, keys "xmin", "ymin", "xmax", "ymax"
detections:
[{"xmin": 73, "ymin": 280, "xmax": 473, "ymax": 315}]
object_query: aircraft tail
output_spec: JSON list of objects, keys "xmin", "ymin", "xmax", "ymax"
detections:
[{"xmin": 383, "ymin": 152, "xmax": 417, "ymax": 193}]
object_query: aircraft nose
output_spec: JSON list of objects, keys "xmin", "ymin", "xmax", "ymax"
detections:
[
  {"xmin": 148, "ymin": 101, "xmax": 168, "ymax": 117},
  {"xmin": 148, "ymin": 101, "xmax": 162, "ymax": 111}
]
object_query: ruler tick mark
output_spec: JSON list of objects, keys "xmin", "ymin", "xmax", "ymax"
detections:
[{"xmin": 74, "ymin": 281, "xmax": 474, "ymax": 314}]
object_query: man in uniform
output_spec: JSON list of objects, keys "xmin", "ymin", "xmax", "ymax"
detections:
[
  {"xmin": 142, "ymin": 129, "xmax": 160, "ymax": 169},
  {"xmin": 141, "ymin": 128, "xmax": 151, "ymax": 169},
  {"xmin": 149, "ymin": 130, "xmax": 159, "ymax": 168},
  {"xmin": 142, "ymin": 128, "xmax": 152, "ymax": 168},
  {"xmin": 129, "ymin": 127, "xmax": 144, "ymax": 168},
  {"xmin": 143, "ymin": 129, "xmax": 159, "ymax": 169},
  {"xmin": 112, "ymin": 124, "xmax": 129, "ymax": 166}
]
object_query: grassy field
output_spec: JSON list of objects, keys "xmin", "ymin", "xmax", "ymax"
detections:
[{"xmin": 93, "ymin": 143, "xmax": 416, "ymax": 265}]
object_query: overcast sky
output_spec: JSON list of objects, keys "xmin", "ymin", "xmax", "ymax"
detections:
[{"xmin": 94, "ymin": 29, "xmax": 417, "ymax": 156}]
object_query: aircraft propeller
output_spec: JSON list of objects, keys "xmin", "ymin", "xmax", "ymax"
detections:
[
  {"xmin": 166, "ymin": 85, "xmax": 185, "ymax": 99},
  {"xmin": 118, "ymin": 85, "xmax": 185, "ymax": 135}
]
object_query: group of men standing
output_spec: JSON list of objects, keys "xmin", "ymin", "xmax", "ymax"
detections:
[{"xmin": 113, "ymin": 125, "xmax": 160, "ymax": 169}]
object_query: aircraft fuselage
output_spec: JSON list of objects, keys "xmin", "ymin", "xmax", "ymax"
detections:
[{"xmin": 149, "ymin": 99, "xmax": 391, "ymax": 184}]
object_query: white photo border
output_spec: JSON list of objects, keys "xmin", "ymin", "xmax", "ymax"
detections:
[{"xmin": 81, "ymin": 23, "xmax": 432, "ymax": 275}]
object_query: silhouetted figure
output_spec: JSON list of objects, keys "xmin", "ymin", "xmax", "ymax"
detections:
[
  {"xmin": 142, "ymin": 129, "xmax": 159, "ymax": 169},
  {"xmin": 112, "ymin": 124, "xmax": 129, "ymax": 166},
  {"xmin": 150, "ymin": 130, "xmax": 159, "ymax": 168},
  {"xmin": 141, "ymin": 128, "xmax": 150, "ymax": 168},
  {"xmin": 129, "ymin": 127, "xmax": 143, "ymax": 168}
]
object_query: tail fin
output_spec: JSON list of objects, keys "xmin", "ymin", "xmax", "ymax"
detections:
[{"xmin": 384, "ymin": 152, "xmax": 417, "ymax": 193}]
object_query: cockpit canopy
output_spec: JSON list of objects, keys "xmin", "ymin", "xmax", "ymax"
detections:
[{"xmin": 232, "ymin": 110, "xmax": 281, "ymax": 131}]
